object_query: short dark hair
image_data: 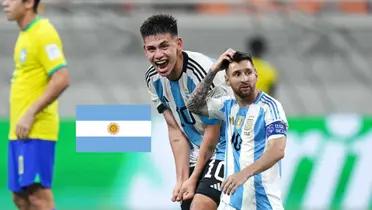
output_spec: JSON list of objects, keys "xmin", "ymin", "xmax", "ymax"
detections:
[
  {"xmin": 140, "ymin": 14, "xmax": 178, "ymax": 38},
  {"xmin": 231, "ymin": 51, "xmax": 253, "ymax": 64},
  {"xmin": 225, "ymin": 51, "xmax": 254, "ymax": 71},
  {"xmin": 23, "ymin": 0, "xmax": 40, "ymax": 13}
]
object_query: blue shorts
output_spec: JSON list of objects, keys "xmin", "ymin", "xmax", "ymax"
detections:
[{"xmin": 8, "ymin": 139, "xmax": 56, "ymax": 192}]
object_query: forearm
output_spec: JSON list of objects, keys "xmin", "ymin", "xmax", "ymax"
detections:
[
  {"xmin": 168, "ymin": 129, "xmax": 190, "ymax": 182},
  {"xmin": 186, "ymin": 69, "xmax": 218, "ymax": 114},
  {"xmin": 189, "ymin": 141, "xmax": 216, "ymax": 180},
  {"xmin": 189, "ymin": 123, "xmax": 220, "ymax": 182},
  {"xmin": 241, "ymin": 138, "xmax": 286, "ymax": 178},
  {"xmin": 28, "ymin": 69, "xmax": 70, "ymax": 115}
]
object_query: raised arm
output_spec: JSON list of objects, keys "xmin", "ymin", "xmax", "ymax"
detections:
[
  {"xmin": 186, "ymin": 48, "xmax": 235, "ymax": 115},
  {"xmin": 162, "ymin": 109, "xmax": 190, "ymax": 202}
]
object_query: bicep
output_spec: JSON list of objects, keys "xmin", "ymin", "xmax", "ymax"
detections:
[
  {"xmin": 48, "ymin": 67, "xmax": 70, "ymax": 88},
  {"xmin": 266, "ymin": 136, "xmax": 286, "ymax": 157}
]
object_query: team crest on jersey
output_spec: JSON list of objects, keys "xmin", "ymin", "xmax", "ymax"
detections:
[
  {"xmin": 235, "ymin": 116, "xmax": 244, "ymax": 129},
  {"xmin": 20, "ymin": 49, "xmax": 27, "ymax": 63},
  {"xmin": 229, "ymin": 116, "xmax": 234, "ymax": 125},
  {"xmin": 243, "ymin": 116, "xmax": 254, "ymax": 137}
]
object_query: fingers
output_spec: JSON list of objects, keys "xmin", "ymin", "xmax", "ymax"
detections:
[
  {"xmin": 181, "ymin": 185, "xmax": 195, "ymax": 200},
  {"xmin": 223, "ymin": 48, "xmax": 236, "ymax": 62},
  {"xmin": 213, "ymin": 48, "xmax": 236, "ymax": 71},
  {"xmin": 171, "ymin": 184, "xmax": 183, "ymax": 202},
  {"xmin": 176, "ymin": 189, "xmax": 183, "ymax": 201},
  {"xmin": 16, "ymin": 124, "xmax": 29, "ymax": 139},
  {"xmin": 182, "ymin": 190, "xmax": 194, "ymax": 200},
  {"xmin": 222, "ymin": 177, "xmax": 238, "ymax": 195},
  {"xmin": 171, "ymin": 189, "xmax": 178, "ymax": 202}
]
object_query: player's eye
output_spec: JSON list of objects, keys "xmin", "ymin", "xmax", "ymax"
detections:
[
  {"xmin": 146, "ymin": 47, "xmax": 156, "ymax": 52},
  {"xmin": 160, "ymin": 44, "xmax": 169, "ymax": 50}
]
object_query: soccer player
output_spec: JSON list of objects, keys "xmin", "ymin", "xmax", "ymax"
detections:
[
  {"xmin": 2, "ymin": 0, "xmax": 70, "ymax": 209},
  {"xmin": 187, "ymin": 49, "xmax": 287, "ymax": 210},
  {"xmin": 140, "ymin": 14, "xmax": 226, "ymax": 210}
]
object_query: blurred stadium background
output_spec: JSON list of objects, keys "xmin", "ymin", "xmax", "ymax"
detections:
[{"xmin": 1, "ymin": 0, "xmax": 372, "ymax": 209}]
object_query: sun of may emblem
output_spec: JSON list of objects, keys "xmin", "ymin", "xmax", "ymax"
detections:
[{"xmin": 107, "ymin": 122, "xmax": 120, "ymax": 135}]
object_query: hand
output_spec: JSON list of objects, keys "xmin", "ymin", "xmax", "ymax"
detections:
[
  {"xmin": 180, "ymin": 177, "xmax": 198, "ymax": 200},
  {"xmin": 16, "ymin": 110, "xmax": 35, "ymax": 139},
  {"xmin": 221, "ymin": 170, "xmax": 251, "ymax": 195},
  {"xmin": 171, "ymin": 181, "xmax": 183, "ymax": 202},
  {"xmin": 210, "ymin": 48, "xmax": 236, "ymax": 72}
]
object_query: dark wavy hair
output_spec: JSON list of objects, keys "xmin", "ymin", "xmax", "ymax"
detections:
[{"xmin": 140, "ymin": 14, "xmax": 178, "ymax": 38}]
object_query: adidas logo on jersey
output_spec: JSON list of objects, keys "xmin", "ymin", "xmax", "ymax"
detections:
[{"xmin": 210, "ymin": 183, "xmax": 222, "ymax": 191}]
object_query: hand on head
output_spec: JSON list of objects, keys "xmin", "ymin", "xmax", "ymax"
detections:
[{"xmin": 211, "ymin": 48, "xmax": 236, "ymax": 72}]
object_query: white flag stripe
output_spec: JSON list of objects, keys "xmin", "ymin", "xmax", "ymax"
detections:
[{"xmin": 76, "ymin": 121, "xmax": 151, "ymax": 137}]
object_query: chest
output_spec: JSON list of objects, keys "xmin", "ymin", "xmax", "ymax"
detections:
[
  {"xmin": 226, "ymin": 105, "xmax": 266, "ymax": 150},
  {"xmin": 14, "ymin": 34, "xmax": 39, "ymax": 69}
]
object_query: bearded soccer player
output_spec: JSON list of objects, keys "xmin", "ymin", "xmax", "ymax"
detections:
[{"xmin": 187, "ymin": 50, "xmax": 287, "ymax": 210}]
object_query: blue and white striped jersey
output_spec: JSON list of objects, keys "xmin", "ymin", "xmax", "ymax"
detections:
[
  {"xmin": 207, "ymin": 90, "xmax": 288, "ymax": 210},
  {"xmin": 145, "ymin": 50, "xmax": 226, "ymax": 165}
]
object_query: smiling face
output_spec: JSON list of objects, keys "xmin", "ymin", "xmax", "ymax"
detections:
[
  {"xmin": 225, "ymin": 59, "xmax": 258, "ymax": 100},
  {"xmin": 143, "ymin": 33, "xmax": 183, "ymax": 79}
]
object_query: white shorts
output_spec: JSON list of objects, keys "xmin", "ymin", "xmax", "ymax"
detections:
[{"xmin": 217, "ymin": 201, "xmax": 237, "ymax": 210}]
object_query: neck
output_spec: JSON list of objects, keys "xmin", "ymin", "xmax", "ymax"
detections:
[
  {"xmin": 17, "ymin": 11, "xmax": 36, "ymax": 30},
  {"xmin": 167, "ymin": 51, "xmax": 184, "ymax": 81},
  {"xmin": 236, "ymin": 89, "xmax": 259, "ymax": 107}
]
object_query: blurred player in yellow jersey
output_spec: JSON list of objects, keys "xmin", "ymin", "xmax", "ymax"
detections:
[
  {"xmin": 2, "ymin": 0, "xmax": 70, "ymax": 209},
  {"xmin": 247, "ymin": 36, "xmax": 278, "ymax": 97}
]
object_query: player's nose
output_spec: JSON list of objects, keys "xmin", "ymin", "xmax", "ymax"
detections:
[{"xmin": 154, "ymin": 48, "xmax": 166, "ymax": 58}]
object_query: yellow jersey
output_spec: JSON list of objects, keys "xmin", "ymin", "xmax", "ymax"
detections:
[
  {"xmin": 253, "ymin": 57, "xmax": 278, "ymax": 95},
  {"xmin": 9, "ymin": 16, "xmax": 67, "ymax": 141}
]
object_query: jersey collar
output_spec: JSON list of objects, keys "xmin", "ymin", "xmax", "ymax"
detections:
[{"xmin": 22, "ymin": 16, "xmax": 41, "ymax": 32}]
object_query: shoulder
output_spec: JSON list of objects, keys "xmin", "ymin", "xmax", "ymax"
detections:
[
  {"xmin": 257, "ymin": 92, "xmax": 285, "ymax": 117},
  {"xmin": 145, "ymin": 65, "xmax": 160, "ymax": 88},
  {"xmin": 35, "ymin": 19, "xmax": 59, "ymax": 36},
  {"xmin": 33, "ymin": 19, "xmax": 61, "ymax": 46},
  {"xmin": 185, "ymin": 50, "xmax": 214, "ymax": 71}
]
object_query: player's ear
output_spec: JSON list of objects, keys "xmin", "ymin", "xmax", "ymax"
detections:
[
  {"xmin": 254, "ymin": 68, "xmax": 258, "ymax": 78},
  {"xmin": 225, "ymin": 74, "xmax": 231, "ymax": 86},
  {"xmin": 24, "ymin": 0, "xmax": 34, "ymax": 10},
  {"xmin": 177, "ymin": 37, "xmax": 184, "ymax": 49}
]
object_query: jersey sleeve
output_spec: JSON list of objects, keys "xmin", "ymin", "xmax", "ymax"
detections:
[
  {"xmin": 206, "ymin": 86, "xmax": 230, "ymax": 121},
  {"xmin": 264, "ymin": 99, "xmax": 288, "ymax": 140},
  {"xmin": 145, "ymin": 69, "xmax": 170, "ymax": 113},
  {"xmin": 37, "ymin": 23, "xmax": 67, "ymax": 76}
]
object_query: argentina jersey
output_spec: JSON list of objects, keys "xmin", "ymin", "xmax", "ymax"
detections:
[
  {"xmin": 145, "ymin": 50, "xmax": 227, "ymax": 165},
  {"xmin": 207, "ymin": 91, "xmax": 288, "ymax": 210}
]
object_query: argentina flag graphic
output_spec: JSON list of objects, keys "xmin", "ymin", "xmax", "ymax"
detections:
[{"xmin": 76, "ymin": 105, "xmax": 151, "ymax": 152}]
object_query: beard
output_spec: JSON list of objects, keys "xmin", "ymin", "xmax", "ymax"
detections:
[{"xmin": 231, "ymin": 84, "xmax": 257, "ymax": 101}]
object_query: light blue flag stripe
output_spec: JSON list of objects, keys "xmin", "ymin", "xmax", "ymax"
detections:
[
  {"xmin": 76, "ymin": 105, "xmax": 151, "ymax": 121},
  {"xmin": 76, "ymin": 137, "xmax": 151, "ymax": 152}
]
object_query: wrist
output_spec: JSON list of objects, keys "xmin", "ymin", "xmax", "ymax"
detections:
[
  {"xmin": 27, "ymin": 106, "xmax": 37, "ymax": 116},
  {"xmin": 189, "ymin": 174, "xmax": 199, "ymax": 182},
  {"xmin": 177, "ymin": 174, "xmax": 188, "ymax": 182},
  {"xmin": 243, "ymin": 168, "xmax": 254, "ymax": 180}
]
